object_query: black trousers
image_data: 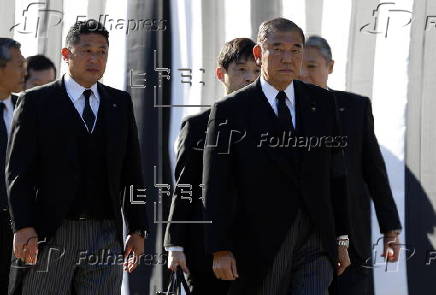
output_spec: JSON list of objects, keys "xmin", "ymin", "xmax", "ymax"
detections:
[
  {"xmin": 0, "ymin": 209, "xmax": 13, "ymax": 294},
  {"xmin": 259, "ymin": 210, "xmax": 333, "ymax": 295},
  {"xmin": 329, "ymin": 246, "xmax": 374, "ymax": 295}
]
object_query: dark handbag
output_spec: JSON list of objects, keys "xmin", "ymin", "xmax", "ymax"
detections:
[
  {"xmin": 156, "ymin": 267, "xmax": 191, "ymax": 295},
  {"xmin": 8, "ymin": 256, "xmax": 30, "ymax": 295}
]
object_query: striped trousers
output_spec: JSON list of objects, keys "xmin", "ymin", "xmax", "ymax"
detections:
[
  {"xmin": 258, "ymin": 210, "xmax": 333, "ymax": 295},
  {"xmin": 18, "ymin": 219, "xmax": 123, "ymax": 295}
]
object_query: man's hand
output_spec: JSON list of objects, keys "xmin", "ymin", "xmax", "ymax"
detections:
[
  {"xmin": 382, "ymin": 231, "xmax": 400, "ymax": 262},
  {"xmin": 123, "ymin": 233, "xmax": 144, "ymax": 273},
  {"xmin": 337, "ymin": 245, "xmax": 351, "ymax": 276},
  {"xmin": 212, "ymin": 250, "xmax": 238, "ymax": 280},
  {"xmin": 168, "ymin": 250, "xmax": 190, "ymax": 274},
  {"xmin": 14, "ymin": 227, "xmax": 38, "ymax": 265}
]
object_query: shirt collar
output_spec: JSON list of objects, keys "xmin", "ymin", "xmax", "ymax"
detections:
[
  {"xmin": 64, "ymin": 73, "xmax": 99, "ymax": 103},
  {"xmin": 0, "ymin": 96, "xmax": 14, "ymax": 113},
  {"xmin": 260, "ymin": 74, "xmax": 295, "ymax": 106}
]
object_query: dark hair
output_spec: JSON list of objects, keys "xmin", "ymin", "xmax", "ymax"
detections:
[
  {"xmin": 217, "ymin": 38, "xmax": 256, "ymax": 70},
  {"xmin": 257, "ymin": 17, "xmax": 305, "ymax": 45},
  {"xmin": 65, "ymin": 19, "xmax": 109, "ymax": 48},
  {"xmin": 0, "ymin": 38, "xmax": 21, "ymax": 68},
  {"xmin": 26, "ymin": 55, "xmax": 57, "ymax": 80},
  {"xmin": 305, "ymin": 35, "xmax": 333, "ymax": 61}
]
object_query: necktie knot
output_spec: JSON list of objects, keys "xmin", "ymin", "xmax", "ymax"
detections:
[
  {"xmin": 276, "ymin": 91, "xmax": 287, "ymax": 103},
  {"xmin": 83, "ymin": 89, "xmax": 92, "ymax": 100}
]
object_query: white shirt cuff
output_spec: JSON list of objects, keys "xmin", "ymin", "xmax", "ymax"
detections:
[{"xmin": 165, "ymin": 246, "xmax": 184, "ymax": 252}]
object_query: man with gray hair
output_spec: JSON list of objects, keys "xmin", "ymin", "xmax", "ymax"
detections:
[
  {"xmin": 0, "ymin": 37, "xmax": 25, "ymax": 294},
  {"xmin": 203, "ymin": 18, "xmax": 350, "ymax": 294},
  {"xmin": 300, "ymin": 35, "xmax": 402, "ymax": 295},
  {"xmin": 300, "ymin": 36, "xmax": 334, "ymax": 89}
]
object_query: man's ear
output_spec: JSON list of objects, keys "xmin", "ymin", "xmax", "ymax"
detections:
[
  {"xmin": 216, "ymin": 67, "xmax": 225, "ymax": 82},
  {"xmin": 253, "ymin": 44, "xmax": 262, "ymax": 66},
  {"xmin": 328, "ymin": 60, "xmax": 334, "ymax": 74},
  {"xmin": 61, "ymin": 48, "xmax": 71, "ymax": 62}
]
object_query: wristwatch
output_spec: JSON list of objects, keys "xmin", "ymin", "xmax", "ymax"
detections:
[{"xmin": 337, "ymin": 238, "xmax": 349, "ymax": 248}]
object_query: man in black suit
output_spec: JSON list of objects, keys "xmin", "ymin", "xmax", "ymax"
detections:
[
  {"xmin": 0, "ymin": 37, "xmax": 25, "ymax": 295},
  {"xmin": 6, "ymin": 20, "xmax": 147, "ymax": 294},
  {"xmin": 203, "ymin": 18, "xmax": 351, "ymax": 295},
  {"xmin": 300, "ymin": 35, "xmax": 402, "ymax": 295},
  {"xmin": 164, "ymin": 38, "xmax": 259, "ymax": 295}
]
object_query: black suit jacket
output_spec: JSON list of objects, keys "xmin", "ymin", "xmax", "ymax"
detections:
[
  {"xmin": 0, "ymin": 95, "xmax": 17, "ymax": 210},
  {"xmin": 6, "ymin": 78, "xmax": 147, "ymax": 244},
  {"xmin": 164, "ymin": 109, "xmax": 210, "ymax": 273},
  {"xmin": 333, "ymin": 90, "xmax": 401, "ymax": 263},
  {"xmin": 203, "ymin": 78, "xmax": 349, "ymax": 290}
]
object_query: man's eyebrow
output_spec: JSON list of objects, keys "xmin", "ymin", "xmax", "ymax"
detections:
[
  {"xmin": 79, "ymin": 43, "xmax": 108, "ymax": 49},
  {"xmin": 270, "ymin": 42, "xmax": 302, "ymax": 48}
]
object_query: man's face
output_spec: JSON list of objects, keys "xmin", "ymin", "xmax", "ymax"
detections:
[
  {"xmin": 62, "ymin": 33, "xmax": 108, "ymax": 87},
  {"xmin": 300, "ymin": 46, "xmax": 333, "ymax": 89},
  {"xmin": 218, "ymin": 58, "xmax": 260, "ymax": 94},
  {"xmin": 0, "ymin": 47, "xmax": 26, "ymax": 95},
  {"xmin": 25, "ymin": 68, "xmax": 56, "ymax": 89},
  {"xmin": 254, "ymin": 30, "xmax": 303, "ymax": 90}
]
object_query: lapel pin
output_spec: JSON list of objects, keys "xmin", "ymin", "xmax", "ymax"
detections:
[
  {"xmin": 311, "ymin": 106, "xmax": 317, "ymax": 111},
  {"xmin": 339, "ymin": 107, "xmax": 345, "ymax": 112},
  {"xmin": 113, "ymin": 103, "xmax": 117, "ymax": 108}
]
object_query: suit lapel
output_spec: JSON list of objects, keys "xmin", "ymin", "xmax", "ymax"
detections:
[
  {"xmin": 330, "ymin": 90, "xmax": 353, "ymax": 137},
  {"xmin": 50, "ymin": 78, "xmax": 84, "ymax": 177},
  {"xmin": 250, "ymin": 78, "xmax": 282, "ymax": 136},
  {"xmin": 97, "ymin": 82, "xmax": 122, "ymax": 191},
  {"xmin": 293, "ymin": 80, "xmax": 319, "ymax": 138},
  {"xmin": 55, "ymin": 78, "xmax": 86, "ymax": 131}
]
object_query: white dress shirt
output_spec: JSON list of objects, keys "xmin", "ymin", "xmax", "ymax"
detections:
[
  {"xmin": 64, "ymin": 74, "xmax": 100, "ymax": 133},
  {"xmin": 260, "ymin": 75, "xmax": 296, "ymax": 129},
  {"xmin": 1, "ymin": 96, "xmax": 15, "ymax": 135}
]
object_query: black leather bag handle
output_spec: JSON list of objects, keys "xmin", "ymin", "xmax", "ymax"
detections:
[{"xmin": 157, "ymin": 267, "xmax": 191, "ymax": 295}]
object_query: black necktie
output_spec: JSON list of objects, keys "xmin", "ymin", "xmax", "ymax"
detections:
[
  {"xmin": 82, "ymin": 89, "xmax": 96, "ymax": 132},
  {"xmin": 276, "ymin": 91, "xmax": 295, "ymax": 132}
]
